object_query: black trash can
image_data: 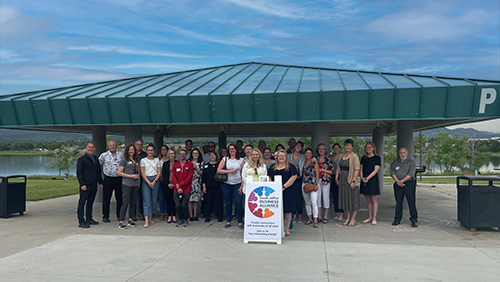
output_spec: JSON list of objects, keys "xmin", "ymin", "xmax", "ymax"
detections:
[
  {"xmin": 457, "ymin": 176, "xmax": 500, "ymax": 231},
  {"xmin": 0, "ymin": 175, "xmax": 27, "ymax": 218}
]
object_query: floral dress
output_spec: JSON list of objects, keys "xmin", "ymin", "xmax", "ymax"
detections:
[
  {"xmin": 318, "ymin": 157, "xmax": 334, "ymax": 185},
  {"xmin": 302, "ymin": 160, "xmax": 317, "ymax": 184},
  {"xmin": 189, "ymin": 161, "xmax": 204, "ymax": 202}
]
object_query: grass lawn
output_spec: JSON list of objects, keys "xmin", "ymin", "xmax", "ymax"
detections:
[
  {"xmin": 0, "ymin": 150, "xmax": 54, "ymax": 156},
  {"xmin": 25, "ymin": 176, "xmax": 79, "ymax": 201},
  {"xmin": 11, "ymin": 174, "xmax": 499, "ymax": 201},
  {"xmin": 384, "ymin": 175, "xmax": 499, "ymax": 185}
]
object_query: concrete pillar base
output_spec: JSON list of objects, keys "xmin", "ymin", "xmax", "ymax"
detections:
[{"xmin": 311, "ymin": 122, "xmax": 330, "ymax": 155}]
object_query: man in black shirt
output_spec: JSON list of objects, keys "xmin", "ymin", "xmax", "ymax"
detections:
[{"xmin": 76, "ymin": 142, "xmax": 103, "ymax": 228}]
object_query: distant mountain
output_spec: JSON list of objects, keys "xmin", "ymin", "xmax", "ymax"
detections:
[
  {"xmin": 0, "ymin": 128, "xmax": 93, "ymax": 142},
  {"xmin": 0, "ymin": 126, "xmax": 498, "ymax": 142},
  {"xmin": 417, "ymin": 127, "xmax": 499, "ymax": 138}
]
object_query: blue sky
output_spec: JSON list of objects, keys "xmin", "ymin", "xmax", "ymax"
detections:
[{"xmin": 1, "ymin": 0, "xmax": 499, "ymax": 131}]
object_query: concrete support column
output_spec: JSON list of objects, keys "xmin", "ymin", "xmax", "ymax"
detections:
[
  {"xmin": 218, "ymin": 131, "xmax": 227, "ymax": 152},
  {"xmin": 372, "ymin": 126, "xmax": 384, "ymax": 193},
  {"xmin": 397, "ymin": 120, "xmax": 414, "ymax": 160},
  {"xmin": 153, "ymin": 129, "xmax": 163, "ymax": 156},
  {"xmin": 311, "ymin": 122, "xmax": 330, "ymax": 155},
  {"xmin": 124, "ymin": 125, "xmax": 142, "ymax": 147},
  {"xmin": 92, "ymin": 126, "xmax": 107, "ymax": 156},
  {"xmin": 92, "ymin": 126, "xmax": 106, "ymax": 203}
]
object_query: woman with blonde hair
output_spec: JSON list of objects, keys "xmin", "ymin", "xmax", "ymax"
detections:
[
  {"xmin": 267, "ymin": 149, "xmax": 298, "ymax": 236},
  {"xmin": 360, "ymin": 141, "xmax": 381, "ymax": 225},
  {"xmin": 161, "ymin": 149, "xmax": 177, "ymax": 223},
  {"xmin": 242, "ymin": 149, "xmax": 267, "ymax": 192}
]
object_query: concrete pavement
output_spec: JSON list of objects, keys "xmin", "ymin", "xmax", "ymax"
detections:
[{"xmin": 0, "ymin": 183, "xmax": 499, "ymax": 281}]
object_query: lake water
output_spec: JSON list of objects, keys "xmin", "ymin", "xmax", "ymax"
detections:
[
  {"xmin": 0, "ymin": 155, "xmax": 77, "ymax": 176},
  {"xmin": 0, "ymin": 155, "xmax": 498, "ymax": 176}
]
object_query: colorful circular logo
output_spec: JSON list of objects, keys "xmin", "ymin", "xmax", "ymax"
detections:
[{"xmin": 247, "ymin": 186, "xmax": 277, "ymax": 218}]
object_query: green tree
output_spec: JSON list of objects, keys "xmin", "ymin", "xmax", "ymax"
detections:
[
  {"xmin": 465, "ymin": 139, "xmax": 491, "ymax": 173},
  {"xmin": 432, "ymin": 133, "xmax": 467, "ymax": 173},
  {"xmin": 383, "ymin": 136, "xmax": 397, "ymax": 171},
  {"xmin": 50, "ymin": 146, "xmax": 82, "ymax": 176}
]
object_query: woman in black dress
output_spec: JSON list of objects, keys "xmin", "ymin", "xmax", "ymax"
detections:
[
  {"xmin": 202, "ymin": 151, "xmax": 223, "ymax": 222},
  {"xmin": 267, "ymin": 149, "xmax": 298, "ymax": 236},
  {"xmin": 360, "ymin": 142, "xmax": 381, "ymax": 225}
]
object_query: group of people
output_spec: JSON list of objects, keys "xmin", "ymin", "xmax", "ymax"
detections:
[{"xmin": 76, "ymin": 137, "xmax": 419, "ymax": 232}]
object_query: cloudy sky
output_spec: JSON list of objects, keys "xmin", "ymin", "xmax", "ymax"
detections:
[{"xmin": 1, "ymin": 0, "xmax": 499, "ymax": 131}]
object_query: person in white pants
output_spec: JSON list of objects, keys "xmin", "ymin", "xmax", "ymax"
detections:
[
  {"xmin": 301, "ymin": 148, "xmax": 320, "ymax": 228},
  {"xmin": 316, "ymin": 144, "xmax": 334, "ymax": 223}
]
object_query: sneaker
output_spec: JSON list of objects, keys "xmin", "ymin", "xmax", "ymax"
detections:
[
  {"xmin": 118, "ymin": 223, "xmax": 127, "ymax": 229},
  {"xmin": 205, "ymin": 218, "xmax": 211, "ymax": 223},
  {"xmin": 78, "ymin": 222, "xmax": 90, "ymax": 228},
  {"xmin": 183, "ymin": 221, "xmax": 189, "ymax": 227},
  {"xmin": 102, "ymin": 218, "xmax": 111, "ymax": 223},
  {"xmin": 128, "ymin": 220, "xmax": 137, "ymax": 227}
]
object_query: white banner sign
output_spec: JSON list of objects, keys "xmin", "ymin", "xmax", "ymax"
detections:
[{"xmin": 244, "ymin": 176, "xmax": 283, "ymax": 244}]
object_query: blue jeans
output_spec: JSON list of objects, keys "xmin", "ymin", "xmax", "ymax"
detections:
[
  {"xmin": 221, "ymin": 183, "xmax": 243, "ymax": 223},
  {"xmin": 157, "ymin": 184, "xmax": 167, "ymax": 214},
  {"xmin": 142, "ymin": 176, "xmax": 160, "ymax": 217}
]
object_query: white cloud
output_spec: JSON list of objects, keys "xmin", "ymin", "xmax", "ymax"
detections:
[
  {"xmin": 164, "ymin": 24, "xmax": 265, "ymax": 47},
  {"xmin": 367, "ymin": 3, "xmax": 491, "ymax": 42},
  {"xmin": 2, "ymin": 64, "xmax": 131, "ymax": 81},
  {"xmin": 448, "ymin": 119, "xmax": 500, "ymax": 134},
  {"xmin": 66, "ymin": 45, "xmax": 205, "ymax": 59},
  {"xmin": 0, "ymin": 49, "xmax": 28, "ymax": 63},
  {"xmin": 0, "ymin": 5, "xmax": 55, "ymax": 42},
  {"xmin": 112, "ymin": 62, "xmax": 209, "ymax": 70}
]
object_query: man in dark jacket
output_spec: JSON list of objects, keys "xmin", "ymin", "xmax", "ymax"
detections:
[{"xmin": 76, "ymin": 142, "xmax": 103, "ymax": 228}]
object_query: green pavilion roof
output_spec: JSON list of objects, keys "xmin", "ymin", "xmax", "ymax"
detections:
[{"xmin": 1, "ymin": 62, "xmax": 499, "ymax": 136}]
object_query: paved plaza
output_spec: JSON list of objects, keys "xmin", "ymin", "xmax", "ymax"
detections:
[{"xmin": 1, "ymin": 183, "xmax": 499, "ymax": 281}]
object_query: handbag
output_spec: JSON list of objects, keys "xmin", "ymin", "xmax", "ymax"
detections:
[
  {"xmin": 303, "ymin": 183, "xmax": 315, "ymax": 193},
  {"xmin": 213, "ymin": 157, "xmax": 228, "ymax": 183}
]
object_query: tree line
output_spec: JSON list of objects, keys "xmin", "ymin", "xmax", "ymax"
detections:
[{"xmin": 1, "ymin": 135, "xmax": 499, "ymax": 175}]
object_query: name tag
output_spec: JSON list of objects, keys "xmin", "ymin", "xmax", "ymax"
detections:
[
  {"xmin": 395, "ymin": 166, "xmax": 400, "ymax": 170},
  {"xmin": 176, "ymin": 168, "xmax": 181, "ymax": 172},
  {"xmin": 204, "ymin": 165, "xmax": 209, "ymax": 169},
  {"xmin": 127, "ymin": 161, "xmax": 132, "ymax": 164}
]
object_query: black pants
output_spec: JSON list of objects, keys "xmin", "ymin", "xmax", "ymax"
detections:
[
  {"xmin": 331, "ymin": 181, "xmax": 344, "ymax": 213},
  {"xmin": 102, "ymin": 176, "xmax": 122, "ymax": 219},
  {"xmin": 204, "ymin": 186, "xmax": 223, "ymax": 220},
  {"xmin": 162, "ymin": 182, "xmax": 176, "ymax": 216},
  {"xmin": 174, "ymin": 192, "xmax": 190, "ymax": 221},
  {"xmin": 77, "ymin": 185, "xmax": 97, "ymax": 223},
  {"xmin": 393, "ymin": 180, "xmax": 418, "ymax": 223},
  {"xmin": 119, "ymin": 185, "xmax": 139, "ymax": 222}
]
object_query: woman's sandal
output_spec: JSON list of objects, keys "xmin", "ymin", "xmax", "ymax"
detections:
[
  {"xmin": 323, "ymin": 218, "xmax": 329, "ymax": 224},
  {"xmin": 167, "ymin": 217, "xmax": 172, "ymax": 224},
  {"xmin": 342, "ymin": 220, "xmax": 349, "ymax": 226},
  {"xmin": 304, "ymin": 220, "xmax": 313, "ymax": 225},
  {"xmin": 313, "ymin": 223, "xmax": 319, "ymax": 228},
  {"xmin": 348, "ymin": 221, "xmax": 356, "ymax": 226}
]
